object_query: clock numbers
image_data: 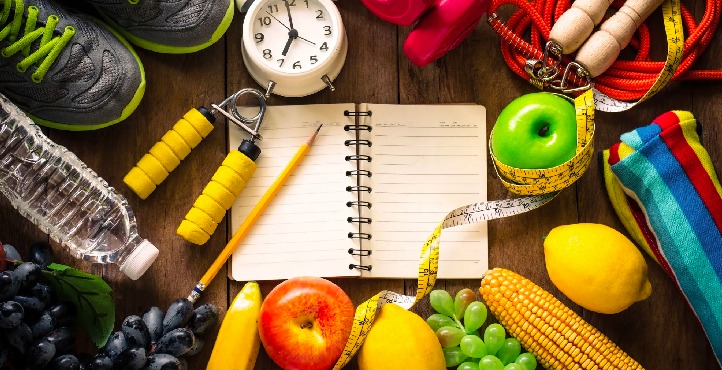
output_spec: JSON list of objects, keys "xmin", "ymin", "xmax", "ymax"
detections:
[
  {"xmin": 258, "ymin": 16, "xmax": 271, "ymax": 26},
  {"xmin": 251, "ymin": 0, "xmax": 339, "ymax": 73}
]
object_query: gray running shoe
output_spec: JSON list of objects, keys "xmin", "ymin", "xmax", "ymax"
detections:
[
  {"xmin": 0, "ymin": 0, "xmax": 146, "ymax": 130},
  {"xmin": 85, "ymin": 0, "xmax": 234, "ymax": 54}
]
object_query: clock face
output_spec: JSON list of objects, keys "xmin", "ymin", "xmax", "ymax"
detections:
[{"xmin": 250, "ymin": 0, "xmax": 339, "ymax": 74}]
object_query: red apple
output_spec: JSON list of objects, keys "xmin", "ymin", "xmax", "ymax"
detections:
[{"xmin": 258, "ymin": 276, "xmax": 355, "ymax": 370}]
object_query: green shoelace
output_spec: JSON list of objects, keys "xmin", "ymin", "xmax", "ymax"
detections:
[{"xmin": 0, "ymin": 0, "xmax": 75, "ymax": 83}]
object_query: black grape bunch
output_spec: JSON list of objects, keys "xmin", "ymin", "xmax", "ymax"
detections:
[{"xmin": 1, "ymin": 243, "xmax": 219, "ymax": 370}]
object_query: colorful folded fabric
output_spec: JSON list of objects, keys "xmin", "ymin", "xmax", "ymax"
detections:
[{"xmin": 602, "ymin": 111, "xmax": 722, "ymax": 367}]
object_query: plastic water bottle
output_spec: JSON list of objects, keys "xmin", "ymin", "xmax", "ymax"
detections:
[{"xmin": 0, "ymin": 94, "xmax": 158, "ymax": 280}]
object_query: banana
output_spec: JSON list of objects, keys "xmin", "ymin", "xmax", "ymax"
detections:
[{"xmin": 207, "ymin": 281, "xmax": 262, "ymax": 370}]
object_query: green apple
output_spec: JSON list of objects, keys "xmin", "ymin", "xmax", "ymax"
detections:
[{"xmin": 491, "ymin": 93, "xmax": 577, "ymax": 169}]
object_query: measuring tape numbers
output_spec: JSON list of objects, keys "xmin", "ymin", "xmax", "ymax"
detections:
[
  {"xmin": 594, "ymin": 0, "xmax": 684, "ymax": 112},
  {"xmin": 332, "ymin": 90, "xmax": 596, "ymax": 369}
]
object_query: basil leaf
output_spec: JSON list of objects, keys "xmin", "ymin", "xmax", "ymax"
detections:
[{"xmin": 44, "ymin": 263, "xmax": 115, "ymax": 347}]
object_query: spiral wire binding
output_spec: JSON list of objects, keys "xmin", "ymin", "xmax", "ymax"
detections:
[
  {"xmin": 346, "ymin": 200, "xmax": 372, "ymax": 208},
  {"xmin": 346, "ymin": 185, "xmax": 372, "ymax": 192},
  {"xmin": 348, "ymin": 248, "xmax": 372, "ymax": 256},
  {"xmin": 345, "ymin": 139, "xmax": 372, "ymax": 147},
  {"xmin": 344, "ymin": 110, "xmax": 372, "ymax": 117},
  {"xmin": 346, "ymin": 169, "xmax": 372, "ymax": 177},
  {"xmin": 347, "ymin": 217, "xmax": 372, "ymax": 224},
  {"xmin": 345, "ymin": 109, "xmax": 373, "ymax": 271},
  {"xmin": 348, "ymin": 232, "xmax": 372, "ymax": 239},
  {"xmin": 349, "ymin": 264, "xmax": 372, "ymax": 271}
]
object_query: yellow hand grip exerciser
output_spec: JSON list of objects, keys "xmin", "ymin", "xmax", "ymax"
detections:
[
  {"xmin": 123, "ymin": 88, "xmax": 266, "ymax": 200},
  {"xmin": 123, "ymin": 108, "xmax": 214, "ymax": 199},
  {"xmin": 176, "ymin": 89, "xmax": 269, "ymax": 245}
]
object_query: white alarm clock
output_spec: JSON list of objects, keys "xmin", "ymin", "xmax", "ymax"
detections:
[{"xmin": 241, "ymin": 0, "xmax": 348, "ymax": 97}]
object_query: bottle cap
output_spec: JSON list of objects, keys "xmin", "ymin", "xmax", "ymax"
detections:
[{"xmin": 119, "ymin": 239, "xmax": 159, "ymax": 280}]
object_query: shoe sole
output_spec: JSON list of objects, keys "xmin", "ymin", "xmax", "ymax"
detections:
[
  {"xmin": 97, "ymin": 1, "xmax": 235, "ymax": 54},
  {"xmin": 32, "ymin": 19, "xmax": 147, "ymax": 131}
]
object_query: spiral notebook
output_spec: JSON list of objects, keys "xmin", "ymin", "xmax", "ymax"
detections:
[{"xmin": 228, "ymin": 103, "xmax": 488, "ymax": 281}]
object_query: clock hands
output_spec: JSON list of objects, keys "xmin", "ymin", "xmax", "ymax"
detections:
[
  {"xmin": 283, "ymin": 0, "xmax": 294, "ymax": 30},
  {"xmin": 281, "ymin": 29, "xmax": 297, "ymax": 56},
  {"xmin": 266, "ymin": 11, "xmax": 290, "ymax": 31},
  {"xmin": 296, "ymin": 35, "xmax": 316, "ymax": 45},
  {"xmin": 267, "ymin": 2, "xmax": 318, "ymax": 57}
]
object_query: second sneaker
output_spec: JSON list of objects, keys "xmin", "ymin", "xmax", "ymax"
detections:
[{"xmin": 85, "ymin": 0, "xmax": 235, "ymax": 54}]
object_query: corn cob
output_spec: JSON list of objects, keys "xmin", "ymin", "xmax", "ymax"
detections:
[{"xmin": 479, "ymin": 268, "xmax": 645, "ymax": 370}]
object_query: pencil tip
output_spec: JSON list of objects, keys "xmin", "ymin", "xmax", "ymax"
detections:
[{"xmin": 308, "ymin": 125, "xmax": 322, "ymax": 145}]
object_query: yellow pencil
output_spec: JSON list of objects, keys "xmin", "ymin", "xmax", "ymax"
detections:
[{"xmin": 188, "ymin": 125, "xmax": 322, "ymax": 302}]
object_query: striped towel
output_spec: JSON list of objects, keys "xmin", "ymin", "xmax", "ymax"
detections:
[{"xmin": 602, "ymin": 111, "xmax": 722, "ymax": 367}]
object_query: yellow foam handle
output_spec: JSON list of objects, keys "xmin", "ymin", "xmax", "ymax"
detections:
[
  {"xmin": 124, "ymin": 108, "xmax": 214, "ymax": 199},
  {"xmin": 123, "ymin": 167, "xmax": 156, "ymax": 200},
  {"xmin": 177, "ymin": 220, "xmax": 210, "ymax": 246},
  {"xmin": 149, "ymin": 142, "xmax": 181, "ymax": 171},
  {"xmin": 222, "ymin": 150, "xmax": 256, "ymax": 182},
  {"xmin": 161, "ymin": 130, "xmax": 192, "ymax": 159},
  {"xmin": 185, "ymin": 207, "xmax": 218, "ymax": 235},
  {"xmin": 178, "ymin": 150, "xmax": 257, "ymax": 245},
  {"xmin": 193, "ymin": 194, "xmax": 226, "ymax": 224},
  {"xmin": 136, "ymin": 154, "xmax": 169, "ymax": 185}
]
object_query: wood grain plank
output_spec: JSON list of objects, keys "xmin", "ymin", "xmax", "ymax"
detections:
[{"xmin": 1, "ymin": 1, "xmax": 721, "ymax": 369}]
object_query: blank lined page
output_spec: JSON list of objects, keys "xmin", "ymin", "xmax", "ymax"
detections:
[
  {"xmin": 228, "ymin": 104, "xmax": 361, "ymax": 281},
  {"xmin": 363, "ymin": 104, "xmax": 488, "ymax": 279}
]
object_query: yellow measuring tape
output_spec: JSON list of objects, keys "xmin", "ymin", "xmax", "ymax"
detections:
[
  {"xmin": 332, "ymin": 1, "xmax": 683, "ymax": 367},
  {"xmin": 594, "ymin": 0, "xmax": 684, "ymax": 112},
  {"xmin": 332, "ymin": 90, "xmax": 595, "ymax": 369}
]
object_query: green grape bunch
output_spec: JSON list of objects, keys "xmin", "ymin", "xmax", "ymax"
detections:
[{"xmin": 426, "ymin": 289, "xmax": 538, "ymax": 370}]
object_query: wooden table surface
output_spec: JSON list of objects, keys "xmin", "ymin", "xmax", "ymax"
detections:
[{"xmin": 2, "ymin": 1, "xmax": 721, "ymax": 369}]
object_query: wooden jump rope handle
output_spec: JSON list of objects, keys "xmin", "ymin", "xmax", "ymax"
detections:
[
  {"xmin": 549, "ymin": 0, "xmax": 615, "ymax": 54},
  {"xmin": 549, "ymin": 0, "xmax": 664, "ymax": 77}
]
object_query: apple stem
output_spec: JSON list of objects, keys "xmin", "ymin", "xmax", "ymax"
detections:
[{"xmin": 538, "ymin": 125, "xmax": 550, "ymax": 137}]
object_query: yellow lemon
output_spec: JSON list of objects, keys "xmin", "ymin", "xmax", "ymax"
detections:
[
  {"xmin": 544, "ymin": 223, "xmax": 653, "ymax": 314},
  {"xmin": 357, "ymin": 303, "xmax": 445, "ymax": 370}
]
